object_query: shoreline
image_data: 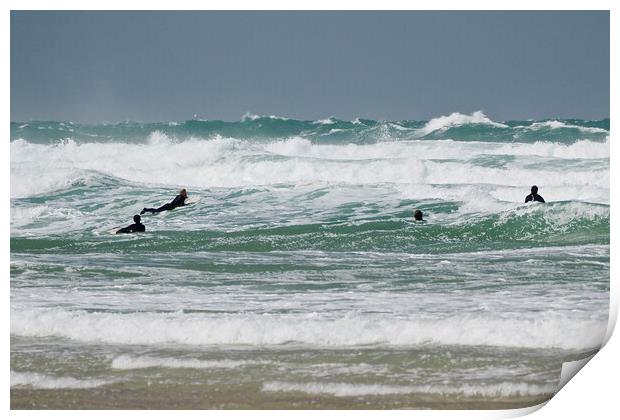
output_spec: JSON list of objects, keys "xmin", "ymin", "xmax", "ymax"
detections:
[{"xmin": 10, "ymin": 383, "xmax": 553, "ymax": 410}]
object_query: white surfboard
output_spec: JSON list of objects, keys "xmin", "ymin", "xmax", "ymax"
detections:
[{"xmin": 184, "ymin": 196, "xmax": 201, "ymax": 205}]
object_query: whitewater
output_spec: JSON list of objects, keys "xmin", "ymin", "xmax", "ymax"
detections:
[{"xmin": 10, "ymin": 112, "xmax": 610, "ymax": 409}]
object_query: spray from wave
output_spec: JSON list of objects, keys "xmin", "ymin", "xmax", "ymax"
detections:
[{"xmin": 9, "ymin": 134, "xmax": 609, "ymax": 199}]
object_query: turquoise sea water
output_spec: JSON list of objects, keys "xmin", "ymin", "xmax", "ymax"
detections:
[{"xmin": 10, "ymin": 112, "xmax": 610, "ymax": 407}]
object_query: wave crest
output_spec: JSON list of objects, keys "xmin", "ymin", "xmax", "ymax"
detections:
[
  {"xmin": 416, "ymin": 111, "xmax": 509, "ymax": 136},
  {"xmin": 10, "ymin": 307, "xmax": 607, "ymax": 350},
  {"xmin": 10, "ymin": 135, "xmax": 609, "ymax": 198}
]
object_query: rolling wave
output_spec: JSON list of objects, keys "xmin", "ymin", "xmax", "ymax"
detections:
[
  {"xmin": 11, "ymin": 306, "xmax": 606, "ymax": 350},
  {"xmin": 10, "ymin": 202, "xmax": 609, "ymax": 253},
  {"xmin": 9, "ymin": 134, "xmax": 610, "ymax": 198},
  {"xmin": 11, "ymin": 111, "xmax": 609, "ymax": 144}
]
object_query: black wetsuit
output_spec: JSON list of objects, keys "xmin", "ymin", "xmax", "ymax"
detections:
[
  {"xmin": 142, "ymin": 195, "xmax": 186, "ymax": 214},
  {"xmin": 116, "ymin": 222, "xmax": 146, "ymax": 234},
  {"xmin": 525, "ymin": 193, "xmax": 545, "ymax": 203}
]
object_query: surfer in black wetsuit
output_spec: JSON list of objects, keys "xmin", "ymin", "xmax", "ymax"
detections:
[
  {"xmin": 414, "ymin": 209, "xmax": 424, "ymax": 221},
  {"xmin": 141, "ymin": 189, "xmax": 188, "ymax": 214},
  {"xmin": 525, "ymin": 185, "xmax": 545, "ymax": 203},
  {"xmin": 116, "ymin": 215, "xmax": 146, "ymax": 234}
]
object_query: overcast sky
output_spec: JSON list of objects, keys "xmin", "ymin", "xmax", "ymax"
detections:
[{"xmin": 11, "ymin": 11, "xmax": 609, "ymax": 122}]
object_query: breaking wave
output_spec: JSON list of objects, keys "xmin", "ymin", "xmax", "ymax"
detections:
[{"xmin": 11, "ymin": 307, "xmax": 607, "ymax": 350}]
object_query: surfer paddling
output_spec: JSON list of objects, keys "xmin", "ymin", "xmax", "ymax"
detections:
[
  {"xmin": 524, "ymin": 185, "xmax": 545, "ymax": 203},
  {"xmin": 141, "ymin": 188, "xmax": 188, "ymax": 214},
  {"xmin": 116, "ymin": 215, "xmax": 146, "ymax": 234}
]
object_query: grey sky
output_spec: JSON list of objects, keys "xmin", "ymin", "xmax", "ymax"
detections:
[{"xmin": 11, "ymin": 11, "xmax": 609, "ymax": 122}]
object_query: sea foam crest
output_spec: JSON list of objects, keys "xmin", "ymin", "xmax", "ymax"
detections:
[
  {"xmin": 10, "ymin": 135, "xmax": 609, "ymax": 200},
  {"xmin": 111, "ymin": 355, "xmax": 269, "ymax": 370},
  {"xmin": 11, "ymin": 371, "xmax": 112, "ymax": 389},
  {"xmin": 313, "ymin": 117, "xmax": 337, "ymax": 125},
  {"xmin": 11, "ymin": 308, "xmax": 607, "ymax": 350},
  {"xmin": 521, "ymin": 120, "xmax": 608, "ymax": 133},
  {"xmin": 416, "ymin": 111, "xmax": 509, "ymax": 136},
  {"xmin": 242, "ymin": 112, "xmax": 290, "ymax": 121},
  {"xmin": 262, "ymin": 381, "xmax": 556, "ymax": 397},
  {"xmin": 10, "ymin": 134, "xmax": 609, "ymax": 200}
]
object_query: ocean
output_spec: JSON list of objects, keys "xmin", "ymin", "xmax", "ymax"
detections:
[{"xmin": 10, "ymin": 111, "xmax": 610, "ymax": 409}]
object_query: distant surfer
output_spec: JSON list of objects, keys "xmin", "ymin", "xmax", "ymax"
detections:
[
  {"xmin": 141, "ymin": 189, "xmax": 188, "ymax": 214},
  {"xmin": 525, "ymin": 185, "xmax": 545, "ymax": 203},
  {"xmin": 116, "ymin": 215, "xmax": 145, "ymax": 234},
  {"xmin": 413, "ymin": 209, "xmax": 424, "ymax": 221}
]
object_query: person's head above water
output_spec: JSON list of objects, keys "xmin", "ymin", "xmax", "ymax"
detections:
[
  {"xmin": 133, "ymin": 214, "xmax": 141, "ymax": 224},
  {"xmin": 531, "ymin": 185, "xmax": 538, "ymax": 194},
  {"xmin": 414, "ymin": 209, "xmax": 423, "ymax": 221},
  {"xmin": 180, "ymin": 188, "xmax": 187, "ymax": 197}
]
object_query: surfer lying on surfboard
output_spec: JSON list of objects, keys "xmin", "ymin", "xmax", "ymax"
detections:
[
  {"xmin": 116, "ymin": 215, "xmax": 146, "ymax": 234},
  {"xmin": 141, "ymin": 189, "xmax": 188, "ymax": 214}
]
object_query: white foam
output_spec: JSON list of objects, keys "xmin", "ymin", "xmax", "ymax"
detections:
[
  {"xmin": 388, "ymin": 122, "xmax": 410, "ymax": 131},
  {"xmin": 325, "ymin": 128, "xmax": 346, "ymax": 135},
  {"xmin": 10, "ymin": 308, "xmax": 607, "ymax": 350},
  {"xmin": 241, "ymin": 112, "xmax": 260, "ymax": 121},
  {"xmin": 111, "ymin": 354, "xmax": 265, "ymax": 370},
  {"xmin": 495, "ymin": 201, "xmax": 610, "ymax": 230},
  {"xmin": 416, "ymin": 111, "xmax": 509, "ymax": 136},
  {"xmin": 10, "ymin": 135, "xmax": 609, "ymax": 201},
  {"xmin": 241, "ymin": 112, "xmax": 290, "ymax": 121},
  {"xmin": 495, "ymin": 137, "xmax": 609, "ymax": 159},
  {"xmin": 521, "ymin": 120, "xmax": 608, "ymax": 134},
  {"xmin": 314, "ymin": 117, "xmax": 336, "ymax": 125},
  {"xmin": 262, "ymin": 381, "xmax": 556, "ymax": 397},
  {"xmin": 10, "ymin": 371, "xmax": 112, "ymax": 389},
  {"xmin": 10, "ymin": 205, "xmax": 86, "ymax": 230}
]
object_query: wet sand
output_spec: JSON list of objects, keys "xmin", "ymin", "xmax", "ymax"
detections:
[{"xmin": 11, "ymin": 383, "xmax": 553, "ymax": 410}]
